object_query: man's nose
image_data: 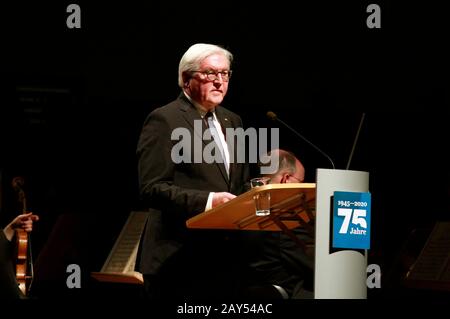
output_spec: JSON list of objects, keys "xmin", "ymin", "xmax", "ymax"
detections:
[{"xmin": 214, "ymin": 73, "xmax": 225, "ymax": 83}]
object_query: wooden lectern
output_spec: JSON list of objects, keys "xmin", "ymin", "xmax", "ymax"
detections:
[
  {"xmin": 187, "ymin": 183, "xmax": 316, "ymax": 251},
  {"xmin": 188, "ymin": 169, "xmax": 371, "ymax": 299}
]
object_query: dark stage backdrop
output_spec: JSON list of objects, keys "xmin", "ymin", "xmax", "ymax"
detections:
[{"xmin": 1, "ymin": 0, "xmax": 449, "ymax": 303}]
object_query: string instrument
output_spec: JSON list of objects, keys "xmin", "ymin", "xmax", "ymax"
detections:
[{"xmin": 12, "ymin": 176, "xmax": 34, "ymax": 296}]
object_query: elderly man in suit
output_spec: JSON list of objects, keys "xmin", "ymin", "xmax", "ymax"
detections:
[{"xmin": 136, "ymin": 43, "xmax": 249, "ymax": 300}]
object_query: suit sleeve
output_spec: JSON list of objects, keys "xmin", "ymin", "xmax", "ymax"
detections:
[{"xmin": 137, "ymin": 109, "xmax": 209, "ymax": 217}]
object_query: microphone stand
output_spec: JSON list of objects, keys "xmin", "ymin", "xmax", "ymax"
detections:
[
  {"xmin": 345, "ymin": 113, "xmax": 366, "ymax": 170},
  {"xmin": 271, "ymin": 115, "xmax": 336, "ymax": 169}
]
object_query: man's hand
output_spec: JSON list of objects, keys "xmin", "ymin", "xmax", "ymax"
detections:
[{"xmin": 212, "ymin": 192, "xmax": 236, "ymax": 208}]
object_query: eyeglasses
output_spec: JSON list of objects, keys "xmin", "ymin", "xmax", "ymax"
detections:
[
  {"xmin": 191, "ymin": 70, "xmax": 232, "ymax": 82},
  {"xmin": 265, "ymin": 174, "xmax": 303, "ymax": 184},
  {"xmin": 288, "ymin": 175, "xmax": 304, "ymax": 183}
]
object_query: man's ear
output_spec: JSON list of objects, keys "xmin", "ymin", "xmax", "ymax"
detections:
[
  {"xmin": 280, "ymin": 173, "xmax": 289, "ymax": 184},
  {"xmin": 182, "ymin": 72, "xmax": 190, "ymax": 88}
]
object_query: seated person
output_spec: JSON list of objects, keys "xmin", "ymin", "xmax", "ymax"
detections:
[
  {"xmin": 0, "ymin": 212, "xmax": 39, "ymax": 299},
  {"xmin": 240, "ymin": 149, "xmax": 314, "ymax": 299}
]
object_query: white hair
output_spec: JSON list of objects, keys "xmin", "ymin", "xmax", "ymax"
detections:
[{"xmin": 178, "ymin": 43, "xmax": 233, "ymax": 88}]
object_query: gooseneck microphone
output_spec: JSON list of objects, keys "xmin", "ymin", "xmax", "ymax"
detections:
[
  {"xmin": 267, "ymin": 111, "xmax": 335, "ymax": 169},
  {"xmin": 345, "ymin": 112, "xmax": 366, "ymax": 170}
]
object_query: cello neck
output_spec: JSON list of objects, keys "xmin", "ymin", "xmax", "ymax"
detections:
[{"xmin": 11, "ymin": 176, "xmax": 33, "ymax": 296}]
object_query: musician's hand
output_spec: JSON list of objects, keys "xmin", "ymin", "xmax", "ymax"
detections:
[
  {"xmin": 14, "ymin": 212, "xmax": 39, "ymax": 232},
  {"xmin": 212, "ymin": 192, "xmax": 236, "ymax": 208},
  {"xmin": 3, "ymin": 213, "xmax": 39, "ymax": 241}
]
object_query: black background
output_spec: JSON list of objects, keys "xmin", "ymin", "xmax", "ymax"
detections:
[{"xmin": 1, "ymin": 0, "xmax": 449, "ymax": 304}]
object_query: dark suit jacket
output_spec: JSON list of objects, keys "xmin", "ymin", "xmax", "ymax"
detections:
[
  {"xmin": 0, "ymin": 230, "xmax": 22, "ymax": 299},
  {"xmin": 241, "ymin": 228, "xmax": 314, "ymax": 298},
  {"xmin": 136, "ymin": 93, "xmax": 249, "ymax": 278}
]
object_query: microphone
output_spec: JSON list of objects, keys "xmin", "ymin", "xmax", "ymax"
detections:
[
  {"xmin": 345, "ymin": 112, "xmax": 366, "ymax": 170},
  {"xmin": 266, "ymin": 111, "xmax": 335, "ymax": 169}
]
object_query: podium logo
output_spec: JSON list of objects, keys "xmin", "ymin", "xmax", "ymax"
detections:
[
  {"xmin": 337, "ymin": 208, "xmax": 367, "ymax": 235},
  {"xmin": 333, "ymin": 191, "xmax": 371, "ymax": 249}
]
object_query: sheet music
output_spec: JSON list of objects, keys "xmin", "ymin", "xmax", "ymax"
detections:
[
  {"xmin": 407, "ymin": 222, "xmax": 450, "ymax": 282},
  {"xmin": 100, "ymin": 211, "xmax": 148, "ymax": 274}
]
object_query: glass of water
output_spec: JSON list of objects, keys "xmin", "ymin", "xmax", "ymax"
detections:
[{"xmin": 250, "ymin": 177, "xmax": 271, "ymax": 216}]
